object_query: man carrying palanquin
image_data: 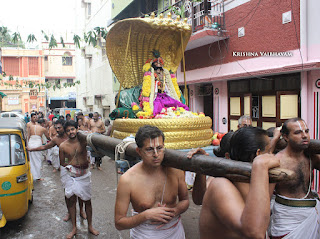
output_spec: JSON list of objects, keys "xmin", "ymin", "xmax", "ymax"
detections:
[
  {"xmin": 114, "ymin": 125, "xmax": 189, "ymax": 238},
  {"xmin": 270, "ymin": 118, "xmax": 320, "ymax": 238}
]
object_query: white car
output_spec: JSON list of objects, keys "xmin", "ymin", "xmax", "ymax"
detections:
[{"xmin": 0, "ymin": 112, "xmax": 25, "ymax": 120}]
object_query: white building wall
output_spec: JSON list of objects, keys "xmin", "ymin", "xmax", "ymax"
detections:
[
  {"xmin": 75, "ymin": 0, "xmax": 115, "ymax": 118},
  {"xmin": 43, "ymin": 42, "xmax": 77, "ymax": 101}
]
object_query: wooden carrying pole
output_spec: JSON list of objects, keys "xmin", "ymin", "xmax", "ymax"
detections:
[{"xmin": 78, "ymin": 132, "xmax": 296, "ymax": 183}]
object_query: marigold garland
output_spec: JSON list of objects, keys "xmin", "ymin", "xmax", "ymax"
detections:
[{"xmin": 138, "ymin": 62, "xmax": 184, "ymax": 118}]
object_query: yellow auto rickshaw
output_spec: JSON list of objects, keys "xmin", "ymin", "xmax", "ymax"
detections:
[{"xmin": 0, "ymin": 118, "xmax": 33, "ymax": 227}]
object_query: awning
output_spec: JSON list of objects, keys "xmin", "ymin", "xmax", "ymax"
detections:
[
  {"xmin": 49, "ymin": 96, "xmax": 69, "ymax": 100},
  {"xmin": 0, "ymin": 92, "xmax": 6, "ymax": 98}
]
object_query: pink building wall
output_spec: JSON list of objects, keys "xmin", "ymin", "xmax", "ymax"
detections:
[
  {"xmin": 212, "ymin": 81, "xmax": 228, "ymax": 133},
  {"xmin": 305, "ymin": 70, "xmax": 320, "ymax": 140}
]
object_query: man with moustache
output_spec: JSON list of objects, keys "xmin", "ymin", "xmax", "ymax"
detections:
[
  {"xmin": 270, "ymin": 118, "xmax": 320, "ymax": 238},
  {"xmin": 114, "ymin": 125, "xmax": 189, "ymax": 238},
  {"xmin": 59, "ymin": 120, "xmax": 99, "ymax": 239},
  {"xmin": 27, "ymin": 119, "xmax": 86, "ymax": 221}
]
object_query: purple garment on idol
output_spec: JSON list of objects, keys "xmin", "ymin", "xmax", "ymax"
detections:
[{"xmin": 153, "ymin": 92, "xmax": 189, "ymax": 116}]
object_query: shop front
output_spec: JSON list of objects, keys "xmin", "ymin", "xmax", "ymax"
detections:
[{"xmin": 228, "ymin": 73, "xmax": 300, "ymax": 131}]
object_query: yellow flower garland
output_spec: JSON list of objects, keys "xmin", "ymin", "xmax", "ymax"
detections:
[
  {"xmin": 139, "ymin": 62, "xmax": 183, "ymax": 118},
  {"xmin": 142, "ymin": 75, "xmax": 151, "ymax": 97},
  {"xmin": 143, "ymin": 63, "xmax": 151, "ymax": 72},
  {"xmin": 171, "ymin": 77, "xmax": 181, "ymax": 98}
]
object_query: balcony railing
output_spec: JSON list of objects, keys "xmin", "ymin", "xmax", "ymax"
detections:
[{"xmin": 160, "ymin": 0, "xmax": 225, "ymax": 33}]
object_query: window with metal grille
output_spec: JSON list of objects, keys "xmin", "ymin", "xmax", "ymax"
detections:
[{"xmin": 62, "ymin": 56, "xmax": 72, "ymax": 66}]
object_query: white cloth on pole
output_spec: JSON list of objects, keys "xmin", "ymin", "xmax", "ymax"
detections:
[
  {"xmin": 51, "ymin": 145, "xmax": 60, "ymax": 169},
  {"xmin": 185, "ymin": 171, "xmax": 195, "ymax": 187},
  {"xmin": 130, "ymin": 210, "xmax": 185, "ymax": 239},
  {"xmin": 270, "ymin": 195, "xmax": 320, "ymax": 238},
  {"xmin": 60, "ymin": 166, "xmax": 91, "ymax": 201},
  {"xmin": 28, "ymin": 135, "xmax": 43, "ymax": 180}
]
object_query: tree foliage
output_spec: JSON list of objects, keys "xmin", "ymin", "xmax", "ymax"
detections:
[
  {"xmin": 0, "ymin": 26, "xmax": 24, "ymax": 48},
  {"xmin": 27, "ymin": 34, "xmax": 37, "ymax": 43},
  {"xmin": 49, "ymin": 35, "xmax": 58, "ymax": 49},
  {"xmin": 0, "ymin": 76, "xmax": 80, "ymax": 91}
]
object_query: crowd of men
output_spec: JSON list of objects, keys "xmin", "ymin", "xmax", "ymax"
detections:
[
  {"xmin": 114, "ymin": 116, "xmax": 320, "ymax": 239},
  {"xmin": 26, "ymin": 110, "xmax": 112, "ymax": 238},
  {"xmin": 24, "ymin": 110, "xmax": 320, "ymax": 239}
]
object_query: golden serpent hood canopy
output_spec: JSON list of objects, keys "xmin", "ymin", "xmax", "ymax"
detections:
[{"xmin": 106, "ymin": 14, "xmax": 192, "ymax": 89}]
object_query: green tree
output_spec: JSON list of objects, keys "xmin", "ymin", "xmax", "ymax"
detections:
[{"xmin": 0, "ymin": 26, "xmax": 24, "ymax": 48}]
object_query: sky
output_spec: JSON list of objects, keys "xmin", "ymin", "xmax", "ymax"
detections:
[{"xmin": 0, "ymin": 0, "xmax": 76, "ymax": 45}]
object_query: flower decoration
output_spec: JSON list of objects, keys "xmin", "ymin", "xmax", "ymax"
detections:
[
  {"xmin": 171, "ymin": 75, "xmax": 181, "ymax": 99},
  {"xmin": 141, "ymin": 74, "xmax": 151, "ymax": 97},
  {"xmin": 143, "ymin": 63, "xmax": 151, "ymax": 72}
]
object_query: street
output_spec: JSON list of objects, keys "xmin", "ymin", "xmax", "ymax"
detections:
[{"xmin": 0, "ymin": 156, "xmax": 200, "ymax": 239}]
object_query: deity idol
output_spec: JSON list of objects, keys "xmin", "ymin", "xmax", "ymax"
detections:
[{"xmin": 137, "ymin": 50, "xmax": 189, "ymax": 118}]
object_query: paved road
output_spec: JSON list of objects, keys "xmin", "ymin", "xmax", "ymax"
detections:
[{"xmin": 0, "ymin": 157, "xmax": 201, "ymax": 239}]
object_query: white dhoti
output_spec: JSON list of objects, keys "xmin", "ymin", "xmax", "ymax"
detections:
[
  {"xmin": 88, "ymin": 151, "xmax": 95, "ymax": 164},
  {"xmin": 51, "ymin": 146, "xmax": 60, "ymax": 169},
  {"xmin": 28, "ymin": 135, "xmax": 43, "ymax": 180},
  {"xmin": 47, "ymin": 147, "xmax": 52, "ymax": 162},
  {"xmin": 41, "ymin": 135, "xmax": 48, "ymax": 159},
  {"xmin": 60, "ymin": 166, "xmax": 91, "ymax": 201},
  {"xmin": 130, "ymin": 211, "xmax": 185, "ymax": 239},
  {"xmin": 270, "ymin": 195, "xmax": 320, "ymax": 238}
]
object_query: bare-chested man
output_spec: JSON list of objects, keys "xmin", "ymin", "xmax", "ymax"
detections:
[
  {"xmin": 115, "ymin": 125, "xmax": 189, "ymax": 238},
  {"xmin": 49, "ymin": 118, "xmax": 58, "ymax": 140},
  {"xmin": 89, "ymin": 112, "xmax": 106, "ymax": 134},
  {"xmin": 59, "ymin": 120, "xmax": 99, "ymax": 239},
  {"xmin": 77, "ymin": 112, "xmax": 96, "ymax": 169},
  {"xmin": 88, "ymin": 112, "xmax": 106, "ymax": 169},
  {"xmin": 198, "ymin": 127, "xmax": 279, "ymax": 239},
  {"xmin": 47, "ymin": 117, "xmax": 58, "ymax": 167},
  {"xmin": 28, "ymin": 119, "xmax": 67, "ymax": 172},
  {"xmin": 77, "ymin": 112, "xmax": 90, "ymax": 131},
  {"xmin": 28, "ymin": 119, "xmax": 86, "ymax": 222},
  {"xmin": 270, "ymin": 118, "xmax": 320, "ymax": 238},
  {"xmin": 27, "ymin": 112, "xmax": 49, "ymax": 181}
]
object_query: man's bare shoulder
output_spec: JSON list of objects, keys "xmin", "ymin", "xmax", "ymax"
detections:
[
  {"xmin": 51, "ymin": 136, "xmax": 60, "ymax": 144},
  {"xmin": 275, "ymin": 150, "xmax": 286, "ymax": 158},
  {"xmin": 59, "ymin": 140, "xmax": 70, "ymax": 150},
  {"xmin": 167, "ymin": 167, "xmax": 184, "ymax": 177},
  {"xmin": 122, "ymin": 162, "xmax": 142, "ymax": 178},
  {"xmin": 206, "ymin": 178, "xmax": 235, "ymax": 198},
  {"xmin": 41, "ymin": 126, "xmax": 47, "ymax": 132}
]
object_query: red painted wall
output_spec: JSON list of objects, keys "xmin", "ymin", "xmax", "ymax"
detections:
[
  {"xmin": 185, "ymin": 0, "xmax": 300, "ymax": 71},
  {"xmin": 3, "ymin": 55, "xmax": 42, "ymax": 77},
  {"xmin": 3, "ymin": 57, "xmax": 20, "ymax": 76}
]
